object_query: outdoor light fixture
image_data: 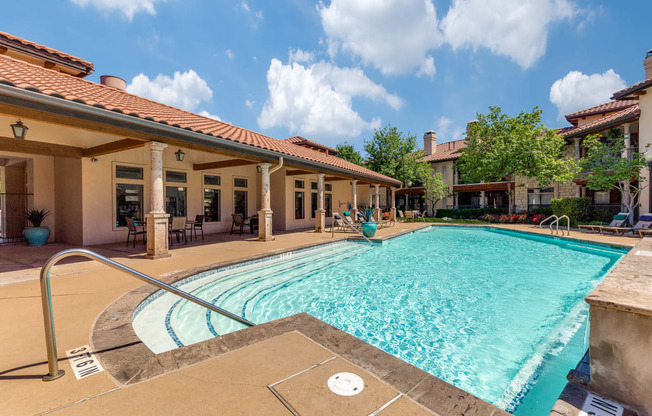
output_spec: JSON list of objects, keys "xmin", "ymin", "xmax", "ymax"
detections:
[
  {"xmin": 257, "ymin": 165, "xmax": 262, "ymax": 173},
  {"xmin": 175, "ymin": 149, "xmax": 185, "ymax": 162},
  {"xmin": 10, "ymin": 120, "xmax": 28, "ymax": 139}
]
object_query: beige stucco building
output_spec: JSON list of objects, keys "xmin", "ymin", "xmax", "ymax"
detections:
[{"xmin": 0, "ymin": 32, "xmax": 401, "ymax": 257}]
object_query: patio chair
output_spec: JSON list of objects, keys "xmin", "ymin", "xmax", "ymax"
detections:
[
  {"xmin": 398, "ymin": 210, "xmax": 405, "ymax": 221},
  {"xmin": 332, "ymin": 212, "xmax": 347, "ymax": 232},
  {"xmin": 578, "ymin": 213, "xmax": 629, "ymax": 233},
  {"xmin": 186, "ymin": 214, "xmax": 204, "ymax": 241},
  {"xmin": 169, "ymin": 216, "xmax": 188, "ymax": 246},
  {"xmin": 125, "ymin": 217, "xmax": 146, "ymax": 248},
  {"xmin": 600, "ymin": 213, "xmax": 652, "ymax": 236},
  {"xmin": 405, "ymin": 210, "xmax": 414, "ymax": 222},
  {"xmin": 230, "ymin": 213, "xmax": 252, "ymax": 235},
  {"xmin": 342, "ymin": 213, "xmax": 362, "ymax": 231}
]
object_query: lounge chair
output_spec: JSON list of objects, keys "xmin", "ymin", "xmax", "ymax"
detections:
[
  {"xmin": 342, "ymin": 213, "xmax": 362, "ymax": 230},
  {"xmin": 397, "ymin": 210, "xmax": 405, "ymax": 221},
  {"xmin": 332, "ymin": 213, "xmax": 348, "ymax": 232},
  {"xmin": 230, "ymin": 213, "xmax": 252, "ymax": 235},
  {"xmin": 578, "ymin": 213, "xmax": 628, "ymax": 233},
  {"xmin": 600, "ymin": 213, "xmax": 652, "ymax": 236},
  {"xmin": 405, "ymin": 210, "xmax": 414, "ymax": 222},
  {"xmin": 126, "ymin": 217, "xmax": 146, "ymax": 247}
]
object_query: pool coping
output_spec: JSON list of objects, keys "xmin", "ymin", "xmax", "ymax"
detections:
[{"xmin": 90, "ymin": 223, "xmax": 628, "ymax": 416}]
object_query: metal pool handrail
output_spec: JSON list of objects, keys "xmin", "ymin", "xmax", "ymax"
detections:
[
  {"xmin": 539, "ymin": 214, "xmax": 558, "ymax": 229},
  {"xmin": 549, "ymin": 215, "xmax": 570, "ymax": 236},
  {"xmin": 39, "ymin": 248, "xmax": 255, "ymax": 382},
  {"xmin": 331, "ymin": 214, "xmax": 372, "ymax": 243}
]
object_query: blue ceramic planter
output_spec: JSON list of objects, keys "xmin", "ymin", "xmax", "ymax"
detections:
[
  {"xmin": 360, "ymin": 222, "xmax": 377, "ymax": 238},
  {"xmin": 23, "ymin": 227, "xmax": 50, "ymax": 246}
]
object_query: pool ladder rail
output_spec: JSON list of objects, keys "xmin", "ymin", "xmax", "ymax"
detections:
[
  {"xmin": 540, "ymin": 214, "xmax": 570, "ymax": 236},
  {"xmin": 330, "ymin": 215, "xmax": 373, "ymax": 244},
  {"xmin": 39, "ymin": 248, "xmax": 255, "ymax": 382}
]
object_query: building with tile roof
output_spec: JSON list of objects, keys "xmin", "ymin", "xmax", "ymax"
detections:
[{"xmin": 0, "ymin": 32, "xmax": 401, "ymax": 254}]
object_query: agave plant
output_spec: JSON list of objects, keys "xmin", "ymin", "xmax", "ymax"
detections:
[
  {"xmin": 25, "ymin": 208, "xmax": 50, "ymax": 227},
  {"xmin": 363, "ymin": 206, "xmax": 375, "ymax": 222}
]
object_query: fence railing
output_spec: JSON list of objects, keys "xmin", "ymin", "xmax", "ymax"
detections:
[{"xmin": 0, "ymin": 193, "xmax": 34, "ymax": 242}]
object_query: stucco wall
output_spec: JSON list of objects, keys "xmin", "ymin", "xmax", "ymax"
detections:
[
  {"xmin": 429, "ymin": 160, "xmax": 455, "ymax": 210},
  {"xmin": 638, "ymin": 94, "xmax": 652, "ymax": 214},
  {"xmin": 54, "ymin": 157, "xmax": 83, "ymax": 245}
]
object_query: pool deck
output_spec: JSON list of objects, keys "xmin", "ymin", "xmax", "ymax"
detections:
[{"xmin": 0, "ymin": 222, "xmax": 642, "ymax": 415}]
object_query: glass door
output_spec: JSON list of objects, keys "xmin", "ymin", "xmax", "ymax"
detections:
[{"xmin": 234, "ymin": 190, "xmax": 247, "ymax": 217}]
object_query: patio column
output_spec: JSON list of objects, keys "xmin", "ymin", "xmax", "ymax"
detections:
[
  {"xmin": 315, "ymin": 173, "xmax": 326, "ymax": 232},
  {"xmin": 257, "ymin": 162, "xmax": 273, "ymax": 241},
  {"xmin": 374, "ymin": 184, "xmax": 381, "ymax": 220},
  {"xmin": 145, "ymin": 142, "xmax": 170, "ymax": 259},
  {"xmin": 574, "ymin": 137, "xmax": 582, "ymax": 197},
  {"xmin": 622, "ymin": 124, "xmax": 632, "ymax": 214},
  {"xmin": 350, "ymin": 179, "xmax": 358, "ymax": 217},
  {"xmin": 390, "ymin": 188, "xmax": 396, "ymax": 221}
]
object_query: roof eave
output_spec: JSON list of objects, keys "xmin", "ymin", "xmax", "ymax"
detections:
[{"xmin": 0, "ymin": 84, "xmax": 400, "ymax": 186}]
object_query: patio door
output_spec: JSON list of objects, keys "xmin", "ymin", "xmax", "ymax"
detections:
[
  {"xmin": 166, "ymin": 186, "xmax": 187, "ymax": 217},
  {"xmin": 234, "ymin": 190, "xmax": 247, "ymax": 217}
]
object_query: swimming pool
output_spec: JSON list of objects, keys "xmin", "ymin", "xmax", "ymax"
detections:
[{"xmin": 132, "ymin": 226, "xmax": 627, "ymax": 414}]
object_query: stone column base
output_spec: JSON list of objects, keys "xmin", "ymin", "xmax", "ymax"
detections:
[
  {"xmin": 315, "ymin": 209, "xmax": 326, "ymax": 233},
  {"xmin": 390, "ymin": 207, "xmax": 397, "ymax": 221},
  {"xmin": 146, "ymin": 212, "xmax": 171, "ymax": 259},
  {"xmin": 258, "ymin": 209, "xmax": 274, "ymax": 241},
  {"xmin": 374, "ymin": 207, "xmax": 382, "ymax": 221}
]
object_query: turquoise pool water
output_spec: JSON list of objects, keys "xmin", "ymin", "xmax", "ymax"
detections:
[{"xmin": 133, "ymin": 227, "xmax": 626, "ymax": 414}]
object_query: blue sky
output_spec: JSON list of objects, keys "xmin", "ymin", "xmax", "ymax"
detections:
[{"xmin": 2, "ymin": 0, "xmax": 651, "ymax": 153}]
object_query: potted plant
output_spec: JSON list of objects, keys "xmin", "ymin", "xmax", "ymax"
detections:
[
  {"xmin": 360, "ymin": 206, "xmax": 377, "ymax": 238},
  {"xmin": 23, "ymin": 208, "xmax": 50, "ymax": 246}
]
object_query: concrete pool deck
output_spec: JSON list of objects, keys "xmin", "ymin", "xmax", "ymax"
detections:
[{"xmin": 0, "ymin": 222, "xmax": 642, "ymax": 415}]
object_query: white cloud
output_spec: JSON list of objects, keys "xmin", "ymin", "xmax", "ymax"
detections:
[
  {"xmin": 245, "ymin": 100, "xmax": 255, "ymax": 109},
  {"xmin": 198, "ymin": 110, "xmax": 222, "ymax": 121},
  {"xmin": 258, "ymin": 59, "xmax": 406, "ymax": 139},
  {"xmin": 437, "ymin": 116, "xmax": 465, "ymax": 141},
  {"xmin": 441, "ymin": 0, "xmax": 577, "ymax": 69},
  {"xmin": 318, "ymin": 0, "xmax": 442, "ymax": 76},
  {"xmin": 69, "ymin": 0, "xmax": 164, "ymax": 20},
  {"xmin": 126, "ymin": 70, "xmax": 213, "ymax": 112},
  {"xmin": 225, "ymin": 49, "xmax": 234, "ymax": 60},
  {"xmin": 289, "ymin": 48, "xmax": 314, "ymax": 64},
  {"xmin": 549, "ymin": 69, "xmax": 627, "ymax": 118},
  {"xmin": 240, "ymin": 1, "xmax": 263, "ymax": 20}
]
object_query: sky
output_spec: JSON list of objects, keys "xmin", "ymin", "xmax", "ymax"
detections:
[{"xmin": 2, "ymin": 0, "xmax": 651, "ymax": 153}]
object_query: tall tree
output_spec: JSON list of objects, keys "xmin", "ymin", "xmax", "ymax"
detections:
[
  {"xmin": 420, "ymin": 171, "xmax": 450, "ymax": 217},
  {"xmin": 458, "ymin": 106, "xmax": 579, "ymax": 214},
  {"xmin": 581, "ymin": 132, "xmax": 648, "ymax": 222},
  {"xmin": 335, "ymin": 142, "xmax": 363, "ymax": 165},
  {"xmin": 364, "ymin": 124, "xmax": 430, "ymax": 185}
]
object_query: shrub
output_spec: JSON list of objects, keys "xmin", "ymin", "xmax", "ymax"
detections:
[
  {"xmin": 588, "ymin": 209, "xmax": 616, "ymax": 224},
  {"xmin": 435, "ymin": 208, "xmax": 508, "ymax": 219},
  {"xmin": 25, "ymin": 208, "xmax": 50, "ymax": 227},
  {"xmin": 551, "ymin": 197, "xmax": 591, "ymax": 226}
]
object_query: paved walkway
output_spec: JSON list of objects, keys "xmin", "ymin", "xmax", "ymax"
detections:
[{"xmin": 0, "ymin": 222, "xmax": 638, "ymax": 415}]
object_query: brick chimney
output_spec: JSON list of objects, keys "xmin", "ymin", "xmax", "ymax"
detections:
[
  {"xmin": 645, "ymin": 48, "xmax": 652, "ymax": 80},
  {"xmin": 100, "ymin": 75, "xmax": 126, "ymax": 91},
  {"xmin": 424, "ymin": 130, "xmax": 437, "ymax": 155}
]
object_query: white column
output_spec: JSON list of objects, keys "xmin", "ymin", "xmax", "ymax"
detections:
[
  {"xmin": 480, "ymin": 191, "xmax": 486, "ymax": 208},
  {"xmin": 351, "ymin": 180, "xmax": 358, "ymax": 217},
  {"xmin": 257, "ymin": 162, "xmax": 273, "ymax": 241},
  {"xmin": 574, "ymin": 137, "xmax": 582, "ymax": 197},
  {"xmin": 315, "ymin": 173, "xmax": 326, "ymax": 232},
  {"xmin": 374, "ymin": 184, "xmax": 381, "ymax": 220},
  {"xmin": 622, "ymin": 124, "xmax": 632, "ymax": 215},
  {"xmin": 390, "ymin": 188, "xmax": 397, "ymax": 221},
  {"xmin": 145, "ymin": 142, "xmax": 170, "ymax": 259}
]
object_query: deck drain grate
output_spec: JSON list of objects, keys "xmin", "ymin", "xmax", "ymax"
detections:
[
  {"xmin": 327, "ymin": 372, "xmax": 364, "ymax": 396},
  {"xmin": 581, "ymin": 393, "xmax": 623, "ymax": 416}
]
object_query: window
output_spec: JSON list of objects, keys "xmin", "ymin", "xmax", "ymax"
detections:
[
  {"xmin": 594, "ymin": 191, "xmax": 610, "ymax": 204},
  {"xmin": 325, "ymin": 184, "xmax": 332, "ymax": 192},
  {"xmin": 234, "ymin": 190, "xmax": 247, "ymax": 217},
  {"xmin": 116, "ymin": 184, "xmax": 143, "ymax": 227},
  {"xmin": 204, "ymin": 174, "xmax": 221, "ymax": 222},
  {"xmin": 325, "ymin": 193, "xmax": 332, "ymax": 217},
  {"xmin": 528, "ymin": 188, "xmax": 554, "ymax": 209},
  {"xmin": 116, "ymin": 165, "xmax": 143, "ymax": 180},
  {"xmin": 295, "ymin": 180, "xmax": 305, "ymax": 189},
  {"xmin": 166, "ymin": 170, "xmax": 186, "ymax": 183},
  {"xmin": 311, "ymin": 190, "xmax": 318, "ymax": 219},
  {"xmin": 234, "ymin": 178, "xmax": 248, "ymax": 188},
  {"xmin": 115, "ymin": 165, "xmax": 144, "ymax": 227},
  {"xmin": 166, "ymin": 186, "xmax": 187, "ymax": 216},
  {"xmin": 295, "ymin": 191, "xmax": 305, "ymax": 219},
  {"xmin": 311, "ymin": 182, "xmax": 318, "ymax": 190}
]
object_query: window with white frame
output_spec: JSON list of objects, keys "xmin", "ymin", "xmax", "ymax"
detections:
[
  {"xmin": 233, "ymin": 177, "xmax": 248, "ymax": 217},
  {"xmin": 295, "ymin": 179, "xmax": 305, "ymax": 220},
  {"xmin": 115, "ymin": 164, "xmax": 144, "ymax": 227},
  {"xmin": 203, "ymin": 174, "xmax": 221, "ymax": 222},
  {"xmin": 165, "ymin": 170, "xmax": 187, "ymax": 217}
]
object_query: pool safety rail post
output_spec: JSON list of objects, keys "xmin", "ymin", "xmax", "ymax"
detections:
[{"xmin": 39, "ymin": 248, "xmax": 255, "ymax": 381}]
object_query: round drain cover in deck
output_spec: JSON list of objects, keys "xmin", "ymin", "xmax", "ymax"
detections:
[{"xmin": 327, "ymin": 372, "xmax": 364, "ymax": 396}]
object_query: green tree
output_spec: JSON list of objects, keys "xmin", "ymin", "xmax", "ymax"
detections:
[
  {"xmin": 335, "ymin": 142, "xmax": 363, "ymax": 165},
  {"xmin": 458, "ymin": 106, "xmax": 579, "ymax": 214},
  {"xmin": 420, "ymin": 170, "xmax": 450, "ymax": 216},
  {"xmin": 581, "ymin": 132, "xmax": 648, "ymax": 222},
  {"xmin": 364, "ymin": 124, "xmax": 430, "ymax": 185}
]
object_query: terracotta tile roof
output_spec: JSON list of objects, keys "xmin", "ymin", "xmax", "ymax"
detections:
[
  {"xmin": 422, "ymin": 139, "xmax": 467, "ymax": 162},
  {"xmin": 564, "ymin": 100, "xmax": 637, "ymax": 125},
  {"xmin": 0, "ymin": 54, "xmax": 400, "ymax": 186},
  {"xmin": 612, "ymin": 77, "xmax": 652, "ymax": 100},
  {"xmin": 0, "ymin": 31, "xmax": 93, "ymax": 75},
  {"xmin": 562, "ymin": 104, "xmax": 640, "ymax": 138},
  {"xmin": 283, "ymin": 136, "xmax": 339, "ymax": 155}
]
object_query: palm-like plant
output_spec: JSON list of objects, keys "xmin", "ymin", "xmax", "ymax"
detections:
[{"xmin": 25, "ymin": 208, "xmax": 50, "ymax": 227}]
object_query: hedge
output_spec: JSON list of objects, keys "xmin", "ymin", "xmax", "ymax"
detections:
[
  {"xmin": 435, "ymin": 208, "xmax": 508, "ymax": 219},
  {"xmin": 551, "ymin": 197, "xmax": 591, "ymax": 226}
]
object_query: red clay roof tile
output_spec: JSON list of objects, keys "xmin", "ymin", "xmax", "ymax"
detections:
[
  {"xmin": 562, "ymin": 104, "xmax": 640, "ymax": 138},
  {"xmin": 422, "ymin": 140, "xmax": 466, "ymax": 162},
  {"xmin": 612, "ymin": 78, "xmax": 652, "ymax": 100},
  {"xmin": 564, "ymin": 100, "xmax": 637, "ymax": 124}
]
